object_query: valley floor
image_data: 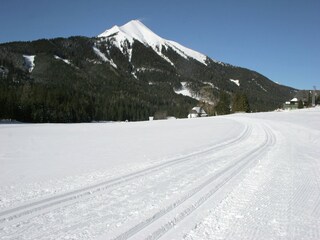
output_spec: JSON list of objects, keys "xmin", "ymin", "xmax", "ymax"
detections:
[{"xmin": 0, "ymin": 108, "xmax": 319, "ymax": 239}]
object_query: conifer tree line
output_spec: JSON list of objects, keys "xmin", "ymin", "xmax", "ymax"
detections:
[
  {"xmin": 0, "ymin": 74, "xmax": 196, "ymax": 122},
  {"xmin": 214, "ymin": 91, "xmax": 250, "ymax": 115}
]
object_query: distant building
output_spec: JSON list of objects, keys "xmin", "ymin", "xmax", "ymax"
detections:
[
  {"xmin": 188, "ymin": 107, "xmax": 208, "ymax": 118},
  {"xmin": 283, "ymin": 98, "xmax": 299, "ymax": 110}
]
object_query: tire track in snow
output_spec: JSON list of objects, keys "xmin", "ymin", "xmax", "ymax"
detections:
[
  {"xmin": 26, "ymin": 125, "xmax": 254, "ymax": 239},
  {"xmin": 111, "ymin": 124, "xmax": 275, "ymax": 240},
  {"xmin": 0, "ymin": 124, "xmax": 252, "ymax": 225},
  {"xmin": 184, "ymin": 123, "xmax": 319, "ymax": 240}
]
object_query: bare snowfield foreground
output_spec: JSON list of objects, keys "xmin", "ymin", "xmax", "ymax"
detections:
[{"xmin": 0, "ymin": 108, "xmax": 319, "ymax": 240}]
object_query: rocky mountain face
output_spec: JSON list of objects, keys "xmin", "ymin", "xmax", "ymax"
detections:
[{"xmin": 0, "ymin": 20, "xmax": 296, "ymax": 122}]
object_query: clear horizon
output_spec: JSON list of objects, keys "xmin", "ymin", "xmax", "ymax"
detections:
[{"xmin": 1, "ymin": 0, "xmax": 319, "ymax": 90}]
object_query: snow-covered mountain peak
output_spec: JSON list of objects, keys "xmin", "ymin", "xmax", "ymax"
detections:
[
  {"xmin": 99, "ymin": 20, "xmax": 164, "ymax": 47},
  {"xmin": 99, "ymin": 25, "xmax": 121, "ymax": 37},
  {"xmin": 120, "ymin": 20, "xmax": 165, "ymax": 46},
  {"xmin": 98, "ymin": 20, "xmax": 209, "ymax": 66}
]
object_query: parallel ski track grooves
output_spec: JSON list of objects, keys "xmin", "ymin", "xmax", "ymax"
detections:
[
  {"xmin": 112, "ymin": 124, "xmax": 275, "ymax": 240},
  {"xmin": 0, "ymin": 124, "xmax": 251, "ymax": 224}
]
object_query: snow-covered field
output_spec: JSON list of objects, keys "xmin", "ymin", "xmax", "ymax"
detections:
[{"xmin": 0, "ymin": 108, "xmax": 319, "ymax": 239}]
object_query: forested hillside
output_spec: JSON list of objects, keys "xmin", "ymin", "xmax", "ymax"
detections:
[{"xmin": 0, "ymin": 21, "xmax": 297, "ymax": 122}]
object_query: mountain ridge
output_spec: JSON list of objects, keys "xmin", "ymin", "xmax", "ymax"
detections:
[
  {"xmin": 0, "ymin": 20, "xmax": 297, "ymax": 122},
  {"xmin": 98, "ymin": 20, "xmax": 219, "ymax": 66}
]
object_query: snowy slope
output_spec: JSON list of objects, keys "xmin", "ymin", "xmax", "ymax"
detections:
[
  {"xmin": 98, "ymin": 20, "xmax": 210, "ymax": 66},
  {"xmin": 0, "ymin": 108, "xmax": 319, "ymax": 239},
  {"xmin": 93, "ymin": 46, "xmax": 117, "ymax": 68}
]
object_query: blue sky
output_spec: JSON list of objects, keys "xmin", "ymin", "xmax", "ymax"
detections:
[{"xmin": 1, "ymin": 0, "xmax": 319, "ymax": 90}]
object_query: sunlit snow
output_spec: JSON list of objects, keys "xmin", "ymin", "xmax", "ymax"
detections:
[
  {"xmin": 174, "ymin": 82, "xmax": 200, "ymax": 100},
  {"xmin": 230, "ymin": 78, "xmax": 240, "ymax": 86},
  {"xmin": 23, "ymin": 55, "xmax": 35, "ymax": 72},
  {"xmin": 93, "ymin": 46, "xmax": 117, "ymax": 68},
  {"xmin": 99, "ymin": 20, "xmax": 211, "ymax": 66},
  {"xmin": 1, "ymin": 108, "xmax": 319, "ymax": 240},
  {"xmin": 167, "ymin": 40, "xmax": 208, "ymax": 65},
  {"xmin": 54, "ymin": 55, "xmax": 71, "ymax": 65}
]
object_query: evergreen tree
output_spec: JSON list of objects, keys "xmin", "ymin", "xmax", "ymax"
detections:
[
  {"xmin": 307, "ymin": 92, "xmax": 312, "ymax": 107},
  {"xmin": 232, "ymin": 93, "xmax": 250, "ymax": 113},
  {"xmin": 215, "ymin": 91, "xmax": 230, "ymax": 115},
  {"xmin": 298, "ymin": 99, "xmax": 304, "ymax": 109}
]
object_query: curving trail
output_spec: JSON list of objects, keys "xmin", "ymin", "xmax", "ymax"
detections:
[
  {"xmin": 0, "ymin": 108, "xmax": 319, "ymax": 240},
  {"xmin": 0, "ymin": 124, "xmax": 251, "ymax": 224},
  {"xmin": 183, "ymin": 110, "xmax": 320, "ymax": 240}
]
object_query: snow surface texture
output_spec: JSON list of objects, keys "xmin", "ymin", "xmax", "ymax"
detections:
[
  {"xmin": 98, "ymin": 20, "xmax": 210, "ymax": 66},
  {"xmin": 23, "ymin": 55, "xmax": 35, "ymax": 72},
  {"xmin": 0, "ymin": 108, "xmax": 320, "ymax": 239}
]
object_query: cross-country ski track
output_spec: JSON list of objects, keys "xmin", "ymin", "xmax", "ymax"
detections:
[{"xmin": 0, "ymin": 108, "xmax": 319, "ymax": 239}]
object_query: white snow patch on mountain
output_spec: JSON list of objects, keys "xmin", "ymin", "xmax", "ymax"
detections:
[
  {"xmin": 54, "ymin": 55, "xmax": 71, "ymax": 65},
  {"xmin": 23, "ymin": 55, "xmax": 35, "ymax": 72},
  {"xmin": 174, "ymin": 82, "xmax": 200, "ymax": 100},
  {"xmin": 131, "ymin": 72, "xmax": 138, "ymax": 79},
  {"xmin": 230, "ymin": 79, "xmax": 240, "ymax": 86},
  {"xmin": 203, "ymin": 82, "xmax": 220, "ymax": 91},
  {"xmin": 132, "ymin": 67, "xmax": 164, "ymax": 80},
  {"xmin": 98, "ymin": 20, "xmax": 211, "ymax": 66},
  {"xmin": 136, "ymin": 67, "xmax": 163, "ymax": 73},
  {"xmin": 93, "ymin": 46, "xmax": 117, "ymax": 69},
  {"xmin": 203, "ymin": 82, "xmax": 214, "ymax": 87}
]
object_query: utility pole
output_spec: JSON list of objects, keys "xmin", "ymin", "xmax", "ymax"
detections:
[{"xmin": 312, "ymin": 86, "xmax": 316, "ymax": 107}]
